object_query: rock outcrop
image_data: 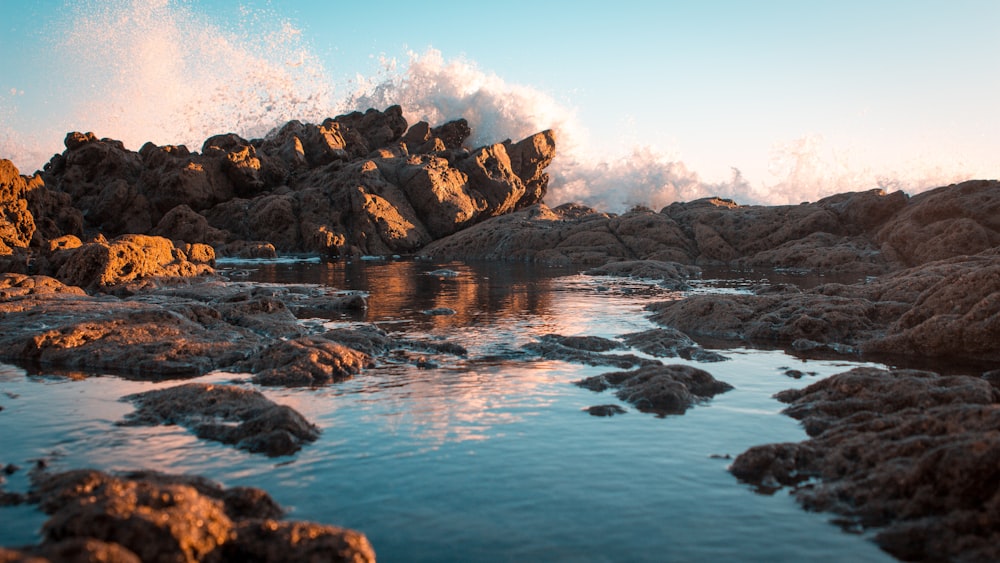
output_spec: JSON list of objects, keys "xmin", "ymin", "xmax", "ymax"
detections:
[
  {"xmin": 645, "ymin": 249, "xmax": 1000, "ymax": 363},
  {"xmin": 2, "ymin": 469, "xmax": 374, "ymax": 563},
  {"xmin": 731, "ymin": 367, "xmax": 1000, "ymax": 562},
  {"xmin": 16, "ymin": 106, "xmax": 555, "ymax": 260}
]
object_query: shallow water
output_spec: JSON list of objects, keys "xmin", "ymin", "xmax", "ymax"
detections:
[{"xmin": 0, "ymin": 259, "xmax": 897, "ymax": 561}]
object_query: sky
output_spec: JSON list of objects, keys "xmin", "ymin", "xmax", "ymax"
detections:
[{"xmin": 1, "ymin": 0, "xmax": 998, "ymax": 210}]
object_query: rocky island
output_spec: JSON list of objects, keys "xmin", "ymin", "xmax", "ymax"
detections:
[{"xmin": 1, "ymin": 105, "xmax": 998, "ymax": 561}]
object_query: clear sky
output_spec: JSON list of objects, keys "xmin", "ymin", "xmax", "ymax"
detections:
[{"xmin": 1, "ymin": 0, "xmax": 998, "ymax": 209}]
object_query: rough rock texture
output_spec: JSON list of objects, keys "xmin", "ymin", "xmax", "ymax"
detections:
[
  {"xmin": 244, "ymin": 336, "xmax": 374, "ymax": 387},
  {"xmin": 575, "ymin": 364, "xmax": 733, "ymax": 416},
  {"xmin": 23, "ymin": 107, "xmax": 555, "ymax": 259},
  {"xmin": 6, "ymin": 469, "xmax": 375, "ymax": 563},
  {"xmin": 0, "ymin": 160, "xmax": 36, "ymax": 253},
  {"xmin": 120, "ymin": 383, "xmax": 320, "ymax": 456},
  {"xmin": 54, "ymin": 234, "xmax": 213, "ymax": 291},
  {"xmin": 646, "ymin": 249, "xmax": 1000, "ymax": 362},
  {"xmin": 424, "ymin": 181, "xmax": 999, "ymax": 277},
  {"xmin": 0, "ymin": 277, "xmax": 377, "ymax": 380},
  {"xmin": 731, "ymin": 367, "xmax": 1000, "ymax": 562}
]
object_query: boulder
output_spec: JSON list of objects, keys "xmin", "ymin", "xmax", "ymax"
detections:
[
  {"xmin": 55, "ymin": 234, "xmax": 213, "ymax": 291},
  {"xmin": 575, "ymin": 364, "xmax": 733, "ymax": 415}
]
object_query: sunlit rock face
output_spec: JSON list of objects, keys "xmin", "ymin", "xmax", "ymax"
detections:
[
  {"xmin": 2, "ymin": 469, "xmax": 375, "ymax": 563},
  {"xmin": 0, "ymin": 159, "xmax": 36, "ymax": 254},
  {"xmin": 26, "ymin": 106, "xmax": 555, "ymax": 259}
]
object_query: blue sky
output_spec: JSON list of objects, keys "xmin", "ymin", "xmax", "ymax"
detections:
[{"xmin": 1, "ymin": 0, "xmax": 998, "ymax": 207}]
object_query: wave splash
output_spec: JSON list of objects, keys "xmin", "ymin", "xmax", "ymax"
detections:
[{"xmin": 1, "ymin": 0, "xmax": 978, "ymax": 211}]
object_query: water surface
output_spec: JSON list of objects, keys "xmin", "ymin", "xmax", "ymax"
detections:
[{"xmin": 0, "ymin": 259, "xmax": 896, "ymax": 561}]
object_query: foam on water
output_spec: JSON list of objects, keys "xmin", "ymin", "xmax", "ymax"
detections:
[{"xmin": 0, "ymin": 0, "xmax": 982, "ymax": 211}]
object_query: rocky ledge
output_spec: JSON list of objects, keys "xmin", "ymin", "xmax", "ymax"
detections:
[{"xmin": 730, "ymin": 367, "xmax": 1000, "ymax": 562}]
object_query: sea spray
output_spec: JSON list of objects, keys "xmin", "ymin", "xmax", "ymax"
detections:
[{"xmin": 0, "ymin": 0, "xmax": 979, "ymax": 210}]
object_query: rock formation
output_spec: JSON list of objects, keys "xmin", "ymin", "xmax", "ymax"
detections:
[
  {"xmin": 730, "ymin": 367, "xmax": 1000, "ymax": 562},
  {"xmin": 13, "ymin": 106, "xmax": 556, "ymax": 261},
  {"xmin": 0, "ymin": 468, "xmax": 374, "ymax": 563}
]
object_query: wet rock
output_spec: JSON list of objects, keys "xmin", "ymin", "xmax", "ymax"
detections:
[
  {"xmin": 120, "ymin": 383, "xmax": 320, "ymax": 456},
  {"xmin": 0, "ymin": 274, "xmax": 86, "ymax": 299},
  {"xmin": 731, "ymin": 367, "xmax": 1000, "ymax": 562},
  {"xmin": 224, "ymin": 520, "xmax": 375, "ymax": 563},
  {"xmin": 16, "ymin": 469, "xmax": 374, "ymax": 563},
  {"xmin": 245, "ymin": 336, "xmax": 373, "ymax": 387},
  {"xmin": 585, "ymin": 260, "xmax": 700, "ymax": 290},
  {"xmin": 575, "ymin": 364, "xmax": 733, "ymax": 416},
  {"xmin": 646, "ymin": 249, "xmax": 1000, "ymax": 362},
  {"xmin": 524, "ymin": 334, "xmax": 650, "ymax": 369},
  {"xmin": 620, "ymin": 328, "xmax": 728, "ymax": 362},
  {"xmin": 583, "ymin": 404, "xmax": 627, "ymax": 417}
]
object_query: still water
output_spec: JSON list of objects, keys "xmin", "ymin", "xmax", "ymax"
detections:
[{"xmin": 0, "ymin": 258, "xmax": 896, "ymax": 561}]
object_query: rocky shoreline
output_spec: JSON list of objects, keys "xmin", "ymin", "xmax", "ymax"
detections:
[{"xmin": 2, "ymin": 105, "xmax": 999, "ymax": 561}]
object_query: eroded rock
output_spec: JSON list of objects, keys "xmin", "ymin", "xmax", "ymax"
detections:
[{"xmin": 730, "ymin": 367, "xmax": 1000, "ymax": 562}]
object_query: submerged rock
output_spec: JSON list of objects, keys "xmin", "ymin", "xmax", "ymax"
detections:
[
  {"xmin": 4, "ymin": 469, "xmax": 375, "ymax": 563},
  {"xmin": 620, "ymin": 328, "xmax": 728, "ymax": 362},
  {"xmin": 575, "ymin": 364, "xmax": 733, "ymax": 416},
  {"xmin": 585, "ymin": 259, "xmax": 700, "ymax": 290},
  {"xmin": 731, "ymin": 367, "xmax": 1000, "ymax": 562},
  {"xmin": 524, "ymin": 334, "xmax": 650, "ymax": 369},
  {"xmin": 119, "ymin": 383, "xmax": 320, "ymax": 457},
  {"xmin": 583, "ymin": 404, "xmax": 627, "ymax": 417}
]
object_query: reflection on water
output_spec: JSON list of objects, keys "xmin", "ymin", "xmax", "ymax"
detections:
[{"xmin": 0, "ymin": 259, "xmax": 897, "ymax": 562}]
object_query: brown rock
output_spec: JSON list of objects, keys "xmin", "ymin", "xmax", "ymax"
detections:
[
  {"xmin": 575, "ymin": 364, "xmax": 733, "ymax": 415},
  {"xmin": 875, "ymin": 179, "xmax": 1000, "ymax": 267},
  {"xmin": 21, "ymin": 469, "xmax": 374, "ymax": 563},
  {"xmin": 731, "ymin": 367, "xmax": 1000, "ymax": 562},
  {"xmin": 523, "ymin": 334, "xmax": 652, "ymax": 369},
  {"xmin": 55, "ymin": 234, "xmax": 213, "ymax": 291},
  {"xmin": 246, "ymin": 336, "xmax": 374, "ymax": 387},
  {"xmin": 120, "ymin": 383, "xmax": 320, "ymax": 456},
  {"xmin": 0, "ymin": 160, "xmax": 36, "ymax": 251},
  {"xmin": 505, "ymin": 129, "xmax": 556, "ymax": 207}
]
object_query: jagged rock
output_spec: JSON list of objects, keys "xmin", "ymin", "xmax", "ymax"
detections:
[
  {"xmin": 120, "ymin": 383, "xmax": 320, "ymax": 456},
  {"xmin": 0, "ymin": 160, "xmax": 36, "ymax": 252},
  {"xmin": 731, "ymin": 367, "xmax": 1000, "ymax": 562},
  {"xmin": 224, "ymin": 520, "xmax": 375, "ymax": 563},
  {"xmin": 575, "ymin": 364, "xmax": 733, "ymax": 416},
  {"xmin": 0, "ymin": 274, "xmax": 86, "ymax": 299}
]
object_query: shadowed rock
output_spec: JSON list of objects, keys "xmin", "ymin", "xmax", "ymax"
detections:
[
  {"xmin": 120, "ymin": 383, "xmax": 320, "ymax": 457},
  {"xmin": 575, "ymin": 364, "xmax": 733, "ymax": 416},
  {"xmin": 585, "ymin": 260, "xmax": 700, "ymax": 290},
  {"xmin": 620, "ymin": 328, "xmax": 728, "ymax": 362},
  {"xmin": 524, "ymin": 334, "xmax": 651, "ymax": 369},
  {"xmin": 583, "ymin": 404, "xmax": 627, "ymax": 417},
  {"xmin": 731, "ymin": 367, "xmax": 1000, "ymax": 562}
]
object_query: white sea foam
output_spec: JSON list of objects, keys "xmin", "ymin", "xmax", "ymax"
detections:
[{"xmin": 0, "ymin": 0, "xmax": 981, "ymax": 211}]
